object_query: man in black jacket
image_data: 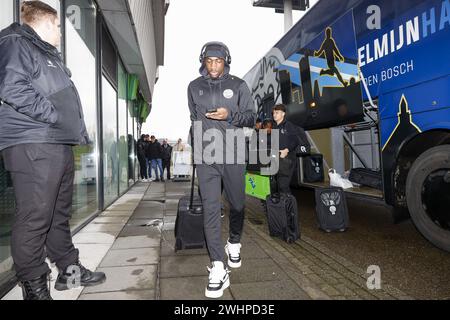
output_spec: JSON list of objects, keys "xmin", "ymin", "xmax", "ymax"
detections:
[
  {"xmin": 188, "ymin": 42, "xmax": 256, "ymax": 298},
  {"xmin": 137, "ymin": 134, "xmax": 149, "ymax": 181},
  {"xmin": 0, "ymin": 1, "xmax": 105, "ymax": 300},
  {"xmin": 272, "ymin": 104, "xmax": 301, "ymax": 194},
  {"xmin": 161, "ymin": 139, "xmax": 173, "ymax": 180}
]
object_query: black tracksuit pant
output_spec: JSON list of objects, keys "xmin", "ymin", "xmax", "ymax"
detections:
[
  {"xmin": 276, "ymin": 156, "xmax": 296, "ymax": 194},
  {"xmin": 2, "ymin": 144, "xmax": 79, "ymax": 281},
  {"xmin": 138, "ymin": 155, "xmax": 148, "ymax": 179},
  {"xmin": 196, "ymin": 164, "xmax": 246, "ymax": 263},
  {"xmin": 162, "ymin": 159, "xmax": 171, "ymax": 180}
]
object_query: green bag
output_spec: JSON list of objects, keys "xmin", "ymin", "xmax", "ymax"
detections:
[{"xmin": 245, "ymin": 172, "xmax": 271, "ymax": 200}]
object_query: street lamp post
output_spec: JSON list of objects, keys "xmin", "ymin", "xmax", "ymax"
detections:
[{"xmin": 284, "ymin": 0, "xmax": 293, "ymax": 33}]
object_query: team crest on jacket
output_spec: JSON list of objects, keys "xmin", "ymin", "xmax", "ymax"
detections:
[{"xmin": 223, "ymin": 89, "xmax": 234, "ymax": 99}]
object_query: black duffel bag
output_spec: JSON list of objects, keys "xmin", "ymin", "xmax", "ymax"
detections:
[{"xmin": 349, "ymin": 168, "xmax": 382, "ymax": 190}]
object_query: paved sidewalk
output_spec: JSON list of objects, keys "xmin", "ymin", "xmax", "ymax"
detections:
[
  {"xmin": 77, "ymin": 181, "xmax": 318, "ymax": 300},
  {"xmin": 3, "ymin": 180, "xmax": 412, "ymax": 300},
  {"xmin": 2, "ymin": 183, "xmax": 147, "ymax": 300},
  {"xmin": 78, "ymin": 181, "xmax": 411, "ymax": 300}
]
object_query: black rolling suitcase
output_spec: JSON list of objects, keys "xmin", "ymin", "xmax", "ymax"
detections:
[
  {"xmin": 303, "ymin": 154, "xmax": 324, "ymax": 183},
  {"xmin": 315, "ymin": 187, "xmax": 349, "ymax": 233},
  {"xmin": 349, "ymin": 168, "xmax": 382, "ymax": 190},
  {"xmin": 266, "ymin": 172, "xmax": 300, "ymax": 243},
  {"xmin": 266, "ymin": 193, "xmax": 300, "ymax": 243},
  {"xmin": 174, "ymin": 164, "xmax": 206, "ymax": 251}
]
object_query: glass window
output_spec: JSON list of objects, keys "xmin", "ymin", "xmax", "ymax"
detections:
[
  {"xmin": 102, "ymin": 76, "xmax": 119, "ymax": 207},
  {"xmin": 0, "ymin": 0, "xmax": 14, "ymax": 30},
  {"xmin": 134, "ymin": 109, "xmax": 140, "ymax": 182},
  {"xmin": 40, "ymin": 0, "xmax": 60, "ymax": 13},
  {"xmin": 0, "ymin": 0, "xmax": 15, "ymax": 289},
  {"xmin": 65, "ymin": 0, "xmax": 98, "ymax": 227},
  {"xmin": 0, "ymin": 156, "xmax": 14, "ymax": 286},
  {"xmin": 102, "ymin": 24, "xmax": 117, "ymax": 87},
  {"xmin": 118, "ymin": 63, "xmax": 128, "ymax": 194},
  {"xmin": 128, "ymin": 102, "xmax": 136, "ymax": 186}
]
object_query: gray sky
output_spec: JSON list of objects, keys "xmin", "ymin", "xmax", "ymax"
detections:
[{"xmin": 143, "ymin": 0, "xmax": 318, "ymax": 142}]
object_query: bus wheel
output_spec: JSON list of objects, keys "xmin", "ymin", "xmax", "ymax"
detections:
[{"xmin": 406, "ymin": 145, "xmax": 450, "ymax": 252}]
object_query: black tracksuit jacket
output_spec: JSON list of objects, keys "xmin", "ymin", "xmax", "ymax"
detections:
[{"xmin": 0, "ymin": 23, "xmax": 89, "ymax": 151}]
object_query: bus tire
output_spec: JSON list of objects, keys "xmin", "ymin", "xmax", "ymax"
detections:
[{"xmin": 406, "ymin": 145, "xmax": 450, "ymax": 252}]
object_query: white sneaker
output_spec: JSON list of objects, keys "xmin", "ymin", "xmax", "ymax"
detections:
[
  {"xmin": 142, "ymin": 179, "xmax": 148, "ymax": 182},
  {"xmin": 205, "ymin": 261, "xmax": 230, "ymax": 299},
  {"xmin": 225, "ymin": 241, "xmax": 242, "ymax": 269}
]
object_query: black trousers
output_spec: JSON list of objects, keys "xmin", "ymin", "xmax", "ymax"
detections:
[
  {"xmin": 138, "ymin": 155, "xmax": 148, "ymax": 179},
  {"xmin": 162, "ymin": 159, "xmax": 171, "ymax": 180},
  {"xmin": 2, "ymin": 144, "xmax": 79, "ymax": 281},
  {"xmin": 276, "ymin": 156, "xmax": 296, "ymax": 194},
  {"xmin": 197, "ymin": 164, "xmax": 246, "ymax": 262}
]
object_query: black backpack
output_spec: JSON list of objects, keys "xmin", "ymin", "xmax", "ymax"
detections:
[
  {"xmin": 314, "ymin": 187, "xmax": 349, "ymax": 233},
  {"xmin": 303, "ymin": 154, "xmax": 324, "ymax": 183},
  {"xmin": 295, "ymin": 126, "xmax": 311, "ymax": 157}
]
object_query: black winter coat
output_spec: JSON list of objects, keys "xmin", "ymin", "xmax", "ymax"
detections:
[
  {"xmin": 136, "ymin": 139, "xmax": 147, "ymax": 159},
  {"xmin": 146, "ymin": 141, "xmax": 163, "ymax": 160},
  {"xmin": 161, "ymin": 144, "xmax": 172, "ymax": 161},
  {"xmin": 0, "ymin": 23, "xmax": 89, "ymax": 151},
  {"xmin": 274, "ymin": 120, "xmax": 301, "ymax": 156}
]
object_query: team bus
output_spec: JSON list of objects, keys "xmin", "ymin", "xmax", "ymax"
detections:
[{"xmin": 243, "ymin": 0, "xmax": 450, "ymax": 251}]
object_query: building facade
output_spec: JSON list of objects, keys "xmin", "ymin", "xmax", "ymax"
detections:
[{"xmin": 0, "ymin": 0, "xmax": 168, "ymax": 295}]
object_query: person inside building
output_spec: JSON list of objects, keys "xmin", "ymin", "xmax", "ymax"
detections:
[
  {"xmin": 0, "ymin": 1, "xmax": 106, "ymax": 300},
  {"xmin": 187, "ymin": 41, "xmax": 256, "ymax": 298}
]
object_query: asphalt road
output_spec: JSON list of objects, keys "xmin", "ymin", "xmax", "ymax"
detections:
[{"xmin": 289, "ymin": 188, "xmax": 450, "ymax": 300}]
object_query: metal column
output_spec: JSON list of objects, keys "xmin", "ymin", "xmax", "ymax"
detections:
[{"xmin": 284, "ymin": 0, "xmax": 293, "ymax": 33}]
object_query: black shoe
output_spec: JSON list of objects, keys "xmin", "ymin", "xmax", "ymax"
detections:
[
  {"xmin": 54, "ymin": 261, "xmax": 106, "ymax": 291},
  {"xmin": 20, "ymin": 273, "xmax": 53, "ymax": 300},
  {"xmin": 161, "ymin": 178, "xmax": 165, "ymax": 182},
  {"xmin": 155, "ymin": 179, "xmax": 160, "ymax": 182}
]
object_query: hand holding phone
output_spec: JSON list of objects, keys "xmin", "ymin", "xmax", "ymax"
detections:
[{"xmin": 206, "ymin": 107, "xmax": 229, "ymax": 121}]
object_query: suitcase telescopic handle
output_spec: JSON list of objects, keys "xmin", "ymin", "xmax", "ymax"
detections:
[
  {"xmin": 190, "ymin": 164, "xmax": 196, "ymax": 209},
  {"xmin": 189, "ymin": 124, "xmax": 196, "ymax": 210}
]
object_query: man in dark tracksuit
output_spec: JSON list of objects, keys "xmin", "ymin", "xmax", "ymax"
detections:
[
  {"xmin": 272, "ymin": 104, "xmax": 301, "ymax": 194},
  {"xmin": 0, "ymin": 1, "xmax": 105, "ymax": 300},
  {"xmin": 161, "ymin": 139, "xmax": 173, "ymax": 180},
  {"xmin": 188, "ymin": 42, "xmax": 256, "ymax": 298},
  {"xmin": 137, "ymin": 135, "xmax": 148, "ymax": 181}
]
